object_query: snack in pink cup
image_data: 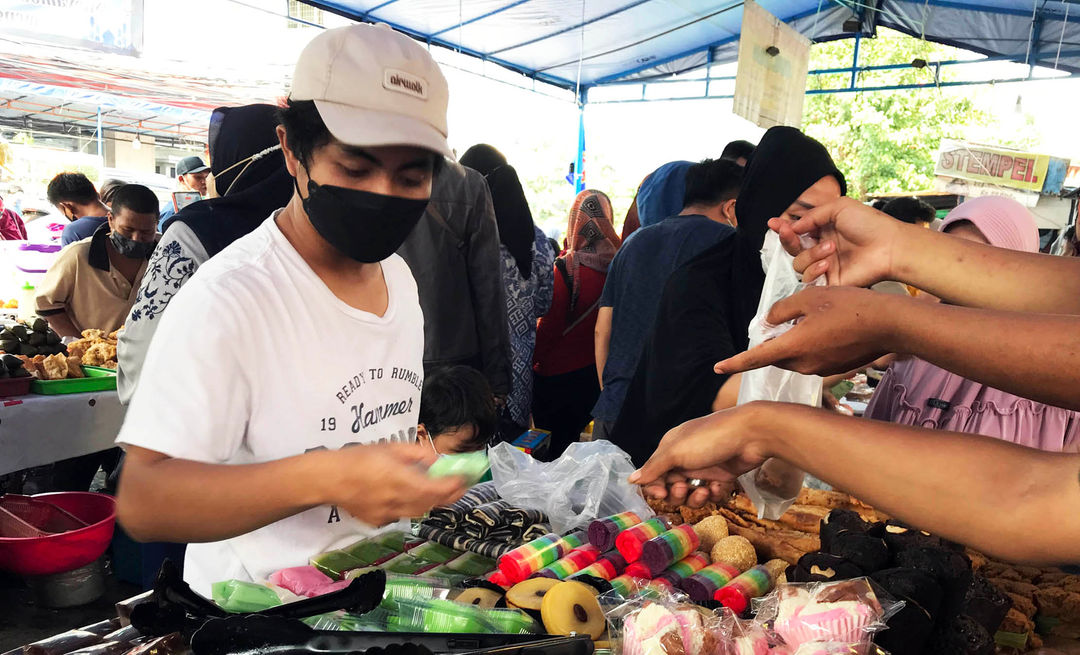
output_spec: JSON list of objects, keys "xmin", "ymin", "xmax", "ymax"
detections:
[{"xmin": 772, "ymin": 580, "xmax": 883, "ymax": 648}]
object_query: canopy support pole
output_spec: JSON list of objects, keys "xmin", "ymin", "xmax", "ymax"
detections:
[
  {"xmin": 575, "ymin": 87, "xmax": 587, "ymax": 193},
  {"xmin": 850, "ymin": 33, "xmax": 861, "ymax": 89},
  {"xmin": 96, "ymin": 106, "xmax": 103, "ymax": 157}
]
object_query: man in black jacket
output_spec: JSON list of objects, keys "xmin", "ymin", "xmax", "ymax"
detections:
[{"xmin": 398, "ymin": 160, "xmax": 511, "ymax": 401}]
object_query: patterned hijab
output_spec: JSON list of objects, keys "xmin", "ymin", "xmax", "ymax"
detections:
[{"xmin": 563, "ymin": 189, "xmax": 620, "ymax": 309}]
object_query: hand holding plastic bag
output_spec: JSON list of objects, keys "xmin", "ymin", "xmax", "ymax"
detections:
[
  {"xmin": 737, "ymin": 231, "xmax": 823, "ymax": 519},
  {"xmin": 489, "ymin": 440, "xmax": 654, "ymax": 534}
]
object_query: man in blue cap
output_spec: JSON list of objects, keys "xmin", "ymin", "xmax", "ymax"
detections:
[{"xmin": 159, "ymin": 155, "xmax": 210, "ymax": 227}]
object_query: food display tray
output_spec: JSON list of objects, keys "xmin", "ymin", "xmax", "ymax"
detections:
[
  {"xmin": 0, "ymin": 376, "xmax": 32, "ymax": 397},
  {"xmin": 30, "ymin": 366, "xmax": 117, "ymax": 395}
]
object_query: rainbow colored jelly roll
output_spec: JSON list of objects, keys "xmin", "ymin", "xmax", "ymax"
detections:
[
  {"xmin": 610, "ymin": 574, "xmax": 646, "ymax": 597},
  {"xmin": 680, "ymin": 562, "xmax": 740, "ymax": 602},
  {"xmin": 587, "ymin": 511, "xmax": 643, "ymax": 551},
  {"xmin": 653, "ymin": 551, "xmax": 710, "ymax": 587},
  {"xmin": 532, "ymin": 545, "xmax": 601, "ymax": 579},
  {"xmin": 623, "ymin": 561, "xmax": 652, "ymax": 579},
  {"xmin": 614, "ymin": 517, "xmax": 672, "ymax": 562},
  {"xmin": 497, "ymin": 530, "xmax": 586, "ymax": 583},
  {"xmin": 639, "ymin": 524, "xmax": 700, "ymax": 577},
  {"xmin": 574, "ymin": 551, "xmax": 626, "ymax": 580},
  {"xmin": 714, "ymin": 565, "xmax": 774, "ymax": 614}
]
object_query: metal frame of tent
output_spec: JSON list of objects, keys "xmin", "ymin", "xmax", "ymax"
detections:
[{"xmin": 299, "ymin": 0, "xmax": 1080, "ymax": 190}]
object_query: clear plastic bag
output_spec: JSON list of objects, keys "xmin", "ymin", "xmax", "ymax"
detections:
[
  {"xmin": 604, "ymin": 588, "xmax": 725, "ymax": 655},
  {"xmin": 489, "ymin": 440, "xmax": 654, "ymax": 534},
  {"xmin": 754, "ymin": 578, "xmax": 903, "ymax": 652},
  {"xmin": 737, "ymin": 231, "xmax": 822, "ymax": 519}
]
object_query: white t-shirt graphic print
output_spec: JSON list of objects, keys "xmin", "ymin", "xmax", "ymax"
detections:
[{"xmin": 117, "ymin": 212, "xmax": 425, "ymax": 595}]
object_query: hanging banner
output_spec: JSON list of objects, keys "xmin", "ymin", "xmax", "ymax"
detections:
[
  {"xmin": 934, "ymin": 140, "xmax": 1050, "ymax": 193},
  {"xmin": 733, "ymin": 0, "xmax": 811, "ymax": 129},
  {"xmin": 0, "ymin": 0, "xmax": 143, "ymax": 55}
]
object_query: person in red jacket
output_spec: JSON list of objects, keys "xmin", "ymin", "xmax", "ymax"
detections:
[
  {"xmin": 533, "ymin": 189, "xmax": 621, "ymax": 459},
  {"xmin": 0, "ymin": 194, "xmax": 27, "ymax": 240}
]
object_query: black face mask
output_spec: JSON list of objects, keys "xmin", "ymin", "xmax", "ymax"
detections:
[
  {"xmin": 297, "ymin": 176, "xmax": 428, "ymax": 263},
  {"xmin": 109, "ymin": 232, "xmax": 155, "ymax": 259}
]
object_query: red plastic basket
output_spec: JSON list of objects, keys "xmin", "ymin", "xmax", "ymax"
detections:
[
  {"xmin": 0, "ymin": 494, "xmax": 88, "ymax": 533},
  {"xmin": 0, "ymin": 492, "xmax": 116, "ymax": 576}
]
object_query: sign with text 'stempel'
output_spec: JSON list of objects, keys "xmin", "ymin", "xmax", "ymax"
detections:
[{"xmin": 934, "ymin": 140, "xmax": 1050, "ymax": 193}]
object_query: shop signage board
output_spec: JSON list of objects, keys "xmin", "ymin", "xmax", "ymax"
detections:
[
  {"xmin": 934, "ymin": 140, "xmax": 1050, "ymax": 193},
  {"xmin": 0, "ymin": 0, "xmax": 143, "ymax": 55},
  {"xmin": 733, "ymin": 0, "xmax": 811, "ymax": 129}
]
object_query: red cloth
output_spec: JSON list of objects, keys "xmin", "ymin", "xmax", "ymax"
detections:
[
  {"xmin": 534, "ymin": 264, "xmax": 606, "ymax": 376},
  {"xmin": 0, "ymin": 208, "xmax": 27, "ymax": 240}
]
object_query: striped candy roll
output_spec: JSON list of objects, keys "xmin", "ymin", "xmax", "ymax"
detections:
[
  {"xmin": 610, "ymin": 574, "xmax": 646, "ymax": 598},
  {"xmin": 680, "ymin": 562, "xmax": 740, "ymax": 602},
  {"xmin": 624, "ymin": 561, "xmax": 652, "ymax": 579},
  {"xmin": 588, "ymin": 512, "xmax": 643, "ymax": 551},
  {"xmin": 714, "ymin": 565, "xmax": 774, "ymax": 614},
  {"xmin": 615, "ymin": 517, "xmax": 672, "ymax": 562},
  {"xmin": 532, "ymin": 544, "xmax": 601, "ymax": 579},
  {"xmin": 497, "ymin": 530, "xmax": 587, "ymax": 583},
  {"xmin": 640, "ymin": 524, "xmax": 700, "ymax": 578},
  {"xmin": 653, "ymin": 551, "xmax": 710, "ymax": 587},
  {"xmin": 574, "ymin": 551, "xmax": 627, "ymax": 580}
]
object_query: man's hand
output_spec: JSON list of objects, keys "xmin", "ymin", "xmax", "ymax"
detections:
[
  {"xmin": 714, "ymin": 286, "xmax": 897, "ymax": 377},
  {"xmin": 630, "ymin": 404, "xmax": 774, "ymax": 503},
  {"xmin": 770, "ymin": 197, "xmax": 904, "ymax": 288},
  {"xmin": 326, "ymin": 443, "xmax": 466, "ymax": 526}
]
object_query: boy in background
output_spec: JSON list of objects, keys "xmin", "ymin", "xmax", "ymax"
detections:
[{"xmin": 418, "ymin": 366, "xmax": 497, "ymax": 454}]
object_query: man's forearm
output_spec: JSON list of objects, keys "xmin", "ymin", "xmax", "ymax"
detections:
[
  {"xmin": 117, "ymin": 448, "xmax": 331, "ymax": 543},
  {"xmin": 42, "ymin": 310, "xmax": 80, "ymax": 338},
  {"xmin": 594, "ymin": 308, "xmax": 612, "ymax": 389},
  {"xmin": 895, "ymin": 225, "xmax": 1080, "ymax": 314},
  {"xmin": 757, "ymin": 404, "xmax": 1080, "ymax": 563},
  {"xmin": 893, "ymin": 300, "xmax": 1080, "ymax": 411}
]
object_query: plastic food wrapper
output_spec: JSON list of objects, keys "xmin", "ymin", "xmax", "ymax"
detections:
[
  {"xmin": 489, "ymin": 440, "xmax": 653, "ymax": 534},
  {"xmin": 736, "ymin": 231, "xmax": 822, "ymax": 520},
  {"xmin": 441, "ymin": 550, "xmax": 497, "ymax": 577},
  {"xmin": 714, "ymin": 607, "xmax": 775, "ymax": 655},
  {"xmin": 605, "ymin": 588, "xmax": 726, "ymax": 655},
  {"xmin": 497, "ymin": 530, "xmax": 586, "ymax": 583},
  {"xmin": 754, "ymin": 578, "xmax": 902, "ymax": 651},
  {"xmin": 340, "ymin": 536, "xmax": 400, "ymax": 566},
  {"xmin": 408, "ymin": 540, "xmax": 461, "ymax": 564},
  {"xmin": 387, "ymin": 598, "xmax": 502, "ymax": 633},
  {"xmin": 309, "ymin": 549, "xmax": 366, "ymax": 579},
  {"xmin": 210, "ymin": 579, "xmax": 283, "ymax": 613},
  {"xmin": 268, "ymin": 565, "xmax": 334, "ymax": 597},
  {"xmin": 23, "ymin": 630, "xmax": 102, "ymax": 655},
  {"xmin": 381, "ymin": 551, "xmax": 443, "ymax": 576},
  {"xmin": 428, "ymin": 450, "xmax": 491, "ymax": 486}
]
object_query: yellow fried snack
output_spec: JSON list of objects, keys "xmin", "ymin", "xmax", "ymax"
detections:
[
  {"xmin": 80, "ymin": 329, "xmax": 106, "ymax": 340},
  {"xmin": 41, "ymin": 354, "xmax": 68, "ymax": 380},
  {"xmin": 65, "ymin": 355, "xmax": 85, "ymax": 378}
]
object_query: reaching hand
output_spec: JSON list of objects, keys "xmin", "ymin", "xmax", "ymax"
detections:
[
  {"xmin": 714, "ymin": 286, "xmax": 898, "ymax": 377},
  {"xmin": 328, "ymin": 442, "xmax": 466, "ymax": 526},
  {"xmin": 770, "ymin": 197, "xmax": 904, "ymax": 287},
  {"xmin": 630, "ymin": 405, "xmax": 773, "ymax": 502}
]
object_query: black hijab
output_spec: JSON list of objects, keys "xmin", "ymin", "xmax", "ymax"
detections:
[
  {"xmin": 165, "ymin": 104, "xmax": 292, "ymax": 257},
  {"xmin": 460, "ymin": 144, "xmax": 535, "ymax": 279},
  {"xmin": 610, "ymin": 126, "xmax": 846, "ymax": 466}
]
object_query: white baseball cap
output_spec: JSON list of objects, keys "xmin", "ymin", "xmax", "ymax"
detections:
[{"xmin": 290, "ymin": 23, "xmax": 452, "ymax": 159}]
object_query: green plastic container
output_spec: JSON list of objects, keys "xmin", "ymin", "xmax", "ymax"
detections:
[
  {"xmin": 31, "ymin": 367, "xmax": 117, "ymax": 395},
  {"xmin": 427, "ymin": 451, "xmax": 490, "ymax": 486}
]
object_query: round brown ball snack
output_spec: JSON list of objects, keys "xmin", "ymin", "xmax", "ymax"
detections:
[
  {"xmin": 540, "ymin": 580, "xmax": 606, "ymax": 639},
  {"xmin": 763, "ymin": 558, "xmax": 790, "ymax": 581},
  {"xmin": 692, "ymin": 516, "xmax": 729, "ymax": 552},
  {"xmin": 711, "ymin": 535, "xmax": 757, "ymax": 573}
]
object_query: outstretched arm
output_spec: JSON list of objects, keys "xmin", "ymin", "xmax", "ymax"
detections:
[
  {"xmin": 776, "ymin": 197, "xmax": 1080, "ymax": 314},
  {"xmin": 632, "ymin": 402, "xmax": 1080, "ymax": 564},
  {"xmin": 715, "ymin": 286, "xmax": 1080, "ymax": 412}
]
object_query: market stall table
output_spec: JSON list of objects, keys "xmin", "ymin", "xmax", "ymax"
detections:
[{"xmin": 0, "ymin": 390, "xmax": 125, "ymax": 476}]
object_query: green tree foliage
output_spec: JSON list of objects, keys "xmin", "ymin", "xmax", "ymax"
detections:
[{"xmin": 803, "ymin": 29, "xmax": 1034, "ymax": 199}]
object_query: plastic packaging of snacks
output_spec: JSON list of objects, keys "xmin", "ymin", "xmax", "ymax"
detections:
[{"xmin": 210, "ymin": 580, "xmax": 283, "ymax": 612}]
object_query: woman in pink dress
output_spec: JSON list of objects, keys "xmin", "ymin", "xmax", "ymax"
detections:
[{"xmin": 865, "ymin": 196, "xmax": 1080, "ymax": 452}]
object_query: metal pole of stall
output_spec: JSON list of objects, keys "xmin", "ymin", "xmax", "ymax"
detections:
[
  {"xmin": 575, "ymin": 87, "xmax": 587, "ymax": 194},
  {"xmin": 96, "ymin": 106, "xmax": 103, "ymax": 157}
]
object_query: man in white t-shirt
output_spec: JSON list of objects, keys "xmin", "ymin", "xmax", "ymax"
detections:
[{"xmin": 115, "ymin": 24, "xmax": 467, "ymax": 595}]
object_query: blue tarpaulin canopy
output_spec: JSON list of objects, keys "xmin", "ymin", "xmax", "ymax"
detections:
[{"xmin": 304, "ymin": 1, "xmax": 1080, "ymax": 93}]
